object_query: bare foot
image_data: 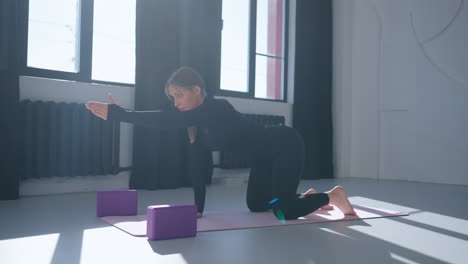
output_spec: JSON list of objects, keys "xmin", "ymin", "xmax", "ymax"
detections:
[
  {"xmin": 302, "ymin": 189, "xmax": 334, "ymax": 210},
  {"xmin": 325, "ymin": 186, "xmax": 356, "ymax": 215}
]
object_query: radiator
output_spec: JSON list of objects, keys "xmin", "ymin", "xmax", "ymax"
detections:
[
  {"xmin": 20, "ymin": 100, "xmax": 126, "ymax": 179},
  {"xmin": 218, "ymin": 113, "xmax": 285, "ymax": 169}
]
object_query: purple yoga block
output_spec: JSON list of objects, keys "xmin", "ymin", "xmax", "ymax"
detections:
[
  {"xmin": 96, "ymin": 190, "xmax": 138, "ymax": 217},
  {"xmin": 147, "ymin": 204, "xmax": 197, "ymax": 240}
]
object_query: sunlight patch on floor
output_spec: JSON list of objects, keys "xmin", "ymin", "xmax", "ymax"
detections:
[
  {"xmin": 347, "ymin": 197, "xmax": 468, "ymax": 264},
  {"xmin": 389, "ymin": 252, "xmax": 422, "ymax": 264},
  {"xmin": 0, "ymin": 233, "xmax": 60, "ymax": 264},
  {"xmin": 319, "ymin": 227, "xmax": 355, "ymax": 239},
  {"xmin": 80, "ymin": 227, "xmax": 189, "ymax": 264},
  {"xmin": 349, "ymin": 196, "xmax": 420, "ymax": 214},
  {"xmin": 404, "ymin": 211, "xmax": 468, "ymax": 236}
]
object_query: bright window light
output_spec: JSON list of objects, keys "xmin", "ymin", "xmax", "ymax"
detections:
[
  {"xmin": 92, "ymin": 0, "xmax": 136, "ymax": 84},
  {"xmin": 27, "ymin": 0, "xmax": 79, "ymax": 72},
  {"xmin": 255, "ymin": 0, "xmax": 284, "ymax": 100},
  {"xmin": 220, "ymin": 0, "xmax": 249, "ymax": 93}
]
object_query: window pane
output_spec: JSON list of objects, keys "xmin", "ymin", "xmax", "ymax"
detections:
[
  {"xmin": 255, "ymin": 55, "xmax": 283, "ymax": 100},
  {"xmin": 220, "ymin": 0, "xmax": 249, "ymax": 93},
  {"xmin": 27, "ymin": 0, "xmax": 79, "ymax": 72},
  {"xmin": 256, "ymin": 0, "xmax": 283, "ymax": 57},
  {"xmin": 92, "ymin": 0, "xmax": 136, "ymax": 84}
]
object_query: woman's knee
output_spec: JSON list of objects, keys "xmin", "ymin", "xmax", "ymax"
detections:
[{"xmin": 246, "ymin": 198, "xmax": 269, "ymax": 212}]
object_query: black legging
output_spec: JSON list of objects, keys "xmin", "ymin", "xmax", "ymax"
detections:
[{"xmin": 246, "ymin": 126, "xmax": 329, "ymax": 220}]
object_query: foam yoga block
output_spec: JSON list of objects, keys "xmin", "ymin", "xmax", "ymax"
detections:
[
  {"xmin": 96, "ymin": 190, "xmax": 138, "ymax": 217},
  {"xmin": 147, "ymin": 204, "xmax": 197, "ymax": 240}
]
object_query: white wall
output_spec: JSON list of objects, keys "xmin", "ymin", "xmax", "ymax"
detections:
[{"xmin": 333, "ymin": 0, "xmax": 468, "ymax": 185}]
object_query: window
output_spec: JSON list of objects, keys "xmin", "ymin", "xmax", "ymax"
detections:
[
  {"xmin": 220, "ymin": 0, "xmax": 288, "ymax": 101},
  {"xmin": 92, "ymin": 0, "xmax": 135, "ymax": 84},
  {"xmin": 22, "ymin": 0, "xmax": 136, "ymax": 86},
  {"xmin": 27, "ymin": 0, "xmax": 80, "ymax": 72},
  {"xmin": 220, "ymin": 0, "xmax": 249, "ymax": 93}
]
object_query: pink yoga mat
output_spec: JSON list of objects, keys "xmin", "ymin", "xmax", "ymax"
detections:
[{"xmin": 100, "ymin": 205, "xmax": 408, "ymax": 237}]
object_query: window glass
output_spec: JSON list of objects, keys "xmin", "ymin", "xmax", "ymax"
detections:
[
  {"xmin": 220, "ymin": 0, "xmax": 249, "ymax": 93},
  {"xmin": 92, "ymin": 0, "xmax": 136, "ymax": 84},
  {"xmin": 27, "ymin": 0, "xmax": 79, "ymax": 72}
]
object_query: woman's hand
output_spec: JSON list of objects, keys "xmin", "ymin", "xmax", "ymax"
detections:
[
  {"xmin": 197, "ymin": 212, "xmax": 203, "ymax": 218},
  {"xmin": 85, "ymin": 93, "xmax": 117, "ymax": 120},
  {"xmin": 86, "ymin": 101, "xmax": 109, "ymax": 120}
]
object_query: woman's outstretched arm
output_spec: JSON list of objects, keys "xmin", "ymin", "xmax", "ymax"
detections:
[{"xmin": 86, "ymin": 101, "xmax": 208, "ymax": 129}]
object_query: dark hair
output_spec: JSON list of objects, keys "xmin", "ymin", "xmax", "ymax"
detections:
[{"xmin": 165, "ymin": 67, "xmax": 207, "ymax": 101}]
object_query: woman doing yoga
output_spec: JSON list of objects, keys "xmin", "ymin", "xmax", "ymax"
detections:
[{"xmin": 86, "ymin": 67, "xmax": 356, "ymax": 220}]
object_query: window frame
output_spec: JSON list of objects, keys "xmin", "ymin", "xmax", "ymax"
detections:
[
  {"xmin": 18, "ymin": 0, "xmax": 135, "ymax": 88},
  {"xmin": 216, "ymin": 0, "xmax": 289, "ymax": 103}
]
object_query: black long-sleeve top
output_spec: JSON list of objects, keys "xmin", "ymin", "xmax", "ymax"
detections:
[{"xmin": 107, "ymin": 98, "xmax": 266, "ymax": 213}]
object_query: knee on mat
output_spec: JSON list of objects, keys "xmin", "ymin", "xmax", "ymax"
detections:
[
  {"xmin": 247, "ymin": 201, "xmax": 269, "ymax": 213},
  {"xmin": 272, "ymin": 207, "xmax": 299, "ymax": 220},
  {"xmin": 270, "ymin": 199, "xmax": 302, "ymax": 220}
]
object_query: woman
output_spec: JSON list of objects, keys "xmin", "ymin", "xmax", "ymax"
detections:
[{"xmin": 86, "ymin": 67, "xmax": 356, "ymax": 220}]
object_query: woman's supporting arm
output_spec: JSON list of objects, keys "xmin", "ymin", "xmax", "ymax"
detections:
[{"xmin": 187, "ymin": 134, "xmax": 214, "ymax": 215}]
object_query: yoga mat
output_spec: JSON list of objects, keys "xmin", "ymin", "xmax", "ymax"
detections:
[{"xmin": 100, "ymin": 205, "xmax": 408, "ymax": 237}]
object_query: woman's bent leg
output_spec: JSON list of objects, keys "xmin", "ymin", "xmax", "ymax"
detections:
[{"xmin": 268, "ymin": 126, "xmax": 329, "ymax": 219}]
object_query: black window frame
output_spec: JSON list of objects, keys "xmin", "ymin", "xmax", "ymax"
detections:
[
  {"xmin": 18, "ymin": 0, "xmax": 135, "ymax": 88},
  {"xmin": 216, "ymin": 0, "xmax": 289, "ymax": 103}
]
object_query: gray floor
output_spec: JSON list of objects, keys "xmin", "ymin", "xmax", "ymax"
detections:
[{"xmin": 1, "ymin": 171, "xmax": 467, "ymax": 264}]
